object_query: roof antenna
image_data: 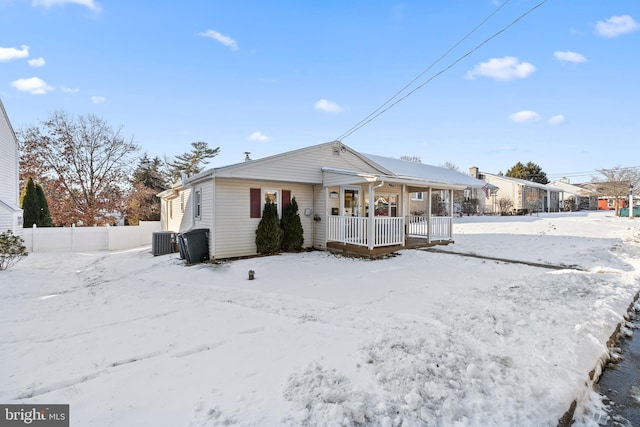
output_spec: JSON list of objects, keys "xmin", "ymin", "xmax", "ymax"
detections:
[{"xmin": 244, "ymin": 152, "xmax": 251, "ymax": 162}]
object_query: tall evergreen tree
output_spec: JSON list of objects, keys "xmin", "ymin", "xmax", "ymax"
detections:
[
  {"xmin": 20, "ymin": 177, "xmax": 38, "ymax": 228},
  {"xmin": 35, "ymin": 183, "xmax": 53, "ymax": 227},
  {"xmin": 281, "ymin": 197, "xmax": 304, "ymax": 252},
  {"xmin": 255, "ymin": 200, "xmax": 283, "ymax": 255},
  {"xmin": 20, "ymin": 177, "xmax": 53, "ymax": 227},
  {"xmin": 132, "ymin": 154, "xmax": 167, "ymax": 191},
  {"xmin": 505, "ymin": 161, "xmax": 549, "ymax": 184},
  {"xmin": 167, "ymin": 141, "xmax": 220, "ymax": 183},
  {"xmin": 126, "ymin": 154, "xmax": 166, "ymax": 224}
]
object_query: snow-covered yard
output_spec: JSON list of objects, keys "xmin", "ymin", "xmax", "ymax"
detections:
[{"xmin": 1, "ymin": 211, "xmax": 639, "ymax": 426}]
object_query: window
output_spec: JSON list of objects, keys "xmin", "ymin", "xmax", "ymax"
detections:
[
  {"xmin": 168, "ymin": 200, "xmax": 172, "ymax": 219},
  {"xmin": 180, "ymin": 192, "xmax": 185, "ymax": 213},
  {"xmin": 411, "ymin": 192, "xmax": 424, "ymax": 201},
  {"xmin": 194, "ymin": 189, "xmax": 201, "ymax": 219},
  {"xmin": 263, "ymin": 189, "xmax": 280, "ymax": 217},
  {"xmin": 250, "ymin": 188, "xmax": 290, "ymax": 218}
]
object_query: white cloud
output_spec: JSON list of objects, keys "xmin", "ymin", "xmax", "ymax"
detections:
[
  {"xmin": 548, "ymin": 114, "xmax": 566, "ymax": 125},
  {"xmin": 314, "ymin": 99, "xmax": 345, "ymax": 113},
  {"xmin": 508, "ymin": 110, "xmax": 540, "ymax": 123},
  {"xmin": 28, "ymin": 57, "xmax": 46, "ymax": 67},
  {"xmin": 199, "ymin": 30, "xmax": 239, "ymax": 50},
  {"xmin": 11, "ymin": 77, "xmax": 53, "ymax": 94},
  {"xmin": 553, "ymin": 51, "xmax": 587, "ymax": 64},
  {"xmin": 61, "ymin": 86, "xmax": 79, "ymax": 93},
  {"xmin": 466, "ymin": 56, "xmax": 535, "ymax": 81},
  {"xmin": 32, "ymin": 0, "xmax": 100, "ymax": 11},
  {"xmin": 0, "ymin": 45, "xmax": 29, "ymax": 62},
  {"xmin": 595, "ymin": 15, "xmax": 640, "ymax": 38},
  {"xmin": 91, "ymin": 96, "xmax": 106, "ymax": 104},
  {"xmin": 248, "ymin": 131, "xmax": 270, "ymax": 142}
]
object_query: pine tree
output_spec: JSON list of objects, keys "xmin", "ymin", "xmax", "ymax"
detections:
[
  {"xmin": 35, "ymin": 183, "xmax": 53, "ymax": 227},
  {"xmin": 505, "ymin": 161, "xmax": 549, "ymax": 184},
  {"xmin": 167, "ymin": 141, "xmax": 220, "ymax": 183},
  {"xmin": 281, "ymin": 197, "xmax": 304, "ymax": 252},
  {"xmin": 126, "ymin": 154, "xmax": 166, "ymax": 223},
  {"xmin": 255, "ymin": 200, "xmax": 283, "ymax": 254},
  {"xmin": 20, "ymin": 177, "xmax": 54, "ymax": 228},
  {"xmin": 20, "ymin": 177, "xmax": 39, "ymax": 228}
]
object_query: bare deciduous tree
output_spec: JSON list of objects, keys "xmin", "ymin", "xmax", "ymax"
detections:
[
  {"xmin": 592, "ymin": 166, "xmax": 639, "ymax": 216},
  {"xmin": 498, "ymin": 197, "xmax": 514, "ymax": 215},
  {"xmin": 19, "ymin": 111, "xmax": 139, "ymax": 225}
]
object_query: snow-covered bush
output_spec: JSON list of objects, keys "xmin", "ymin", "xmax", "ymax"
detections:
[{"xmin": 0, "ymin": 230, "xmax": 28, "ymax": 271}]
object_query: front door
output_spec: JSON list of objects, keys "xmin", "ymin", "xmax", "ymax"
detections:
[{"xmin": 343, "ymin": 187, "xmax": 360, "ymax": 216}]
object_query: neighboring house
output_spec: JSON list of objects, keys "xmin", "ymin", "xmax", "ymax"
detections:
[
  {"xmin": 158, "ymin": 141, "xmax": 487, "ymax": 260},
  {"xmin": 597, "ymin": 196, "xmax": 628, "ymax": 211},
  {"xmin": 549, "ymin": 178, "xmax": 598, "ymax": 211},
  {"xmin": 0, "ymin": 99, "xmax": 23, "ymax": 235},
  {"xmin": 470, "ymin": 167, "xmax": 562, "ymax": 214}
]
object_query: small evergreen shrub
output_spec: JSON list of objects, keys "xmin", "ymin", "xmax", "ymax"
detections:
[
  {"xmin": 255, "ymin": 200, "xmax": 283, "ymax": 254},
  {"xmin": 281, "ymin": 197, "xmax": 304, "ymax": 252},
  {"xmin": 0, "ymin": 230, "xmax": 28, "ymax": 271}
]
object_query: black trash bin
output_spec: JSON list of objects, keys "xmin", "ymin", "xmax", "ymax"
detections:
[
  {"xmin": 176, "ymin": 233, "xmax": 187, "ymax": 260},
  {"xmin": 180, "ymin": 228, "xmax": 210, "ymax": 263}
]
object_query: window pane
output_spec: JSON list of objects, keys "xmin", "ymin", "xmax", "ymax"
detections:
[{"xmin": 264, "ymin": 190, "xmax": 278, "ymax": 204}]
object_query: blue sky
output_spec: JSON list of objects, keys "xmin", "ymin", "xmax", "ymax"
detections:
[{"xmin": 1, "ymin": 0, "xmax": 638, "ymax": 182}]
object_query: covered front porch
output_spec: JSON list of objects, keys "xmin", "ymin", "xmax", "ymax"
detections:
[{"xmin": 322, "ymin": 172, "xmax": 460, "ymax": 256}]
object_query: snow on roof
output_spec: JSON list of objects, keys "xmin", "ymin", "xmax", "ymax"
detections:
[
  {"xmin": 363, "ymin": 154, "xmax": 487, "ymax": 188},
  {"xmin": 482, "ymin": 172, "xmax": 562, "ymax": 192}
]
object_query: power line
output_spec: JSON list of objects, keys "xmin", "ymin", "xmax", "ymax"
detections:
[
  {"xmin": 337, "ymin": 0, "xmax": 548, "ymax": 141},
  {"xmin": 336, "ymin": 0, "xmax": 512, "ymax": 142}
]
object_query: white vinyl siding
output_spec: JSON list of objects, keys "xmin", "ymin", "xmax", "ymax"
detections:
[
  {"xmin": 0, "ymin": 101, "xmax": 22, "ymax": 235},
  {"xmin": 213, "ymin": 143, "xmax": 384, "ymax": 184},
  {"xmin": 212, "ymin": 179, "xmax": 314, "ymax": 259},
  {"xmin": 165, "ymin": 188, "xmax": 193, "ymax": 233},
  {"xmin": 312, "ymin": 184, "xmax": 327, "ymax": 249}
]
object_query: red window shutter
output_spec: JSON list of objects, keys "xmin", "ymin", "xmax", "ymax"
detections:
[
  {"xmin": 282, "ymin": 190, "xmax": 291, "ymax": 211},
  {"xmin": 250, "ymin": 188, "xmax": 261, "ymax": 218}
]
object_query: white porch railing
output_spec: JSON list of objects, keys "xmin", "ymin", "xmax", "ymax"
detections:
[
  {"xmin": 327, "ymin": 216, "xmax": 404, "ymax": 248},
  {"xmin": 374, "ymin": 217, "xmax": 404, "ymax": 246},
  {"xmin": 430, "ymin": 217, "xmax": 452, "ymax": 241},
  {"xmin": 327, "ymin": 216, "xmax": 369, "ymax": 247},
  {"xmin": 406, "ymin": 215, "xmax": 452, "ymax": 242},
  {"xmin": 328, "ymin": 215, "xmax": 452, "ymax": 248}
]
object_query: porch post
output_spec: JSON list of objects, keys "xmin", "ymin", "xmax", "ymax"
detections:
[
  {"xmin": 547, "ymin": 189, "xmax": 551, "ymax": 212},
  {"xmin": 401, "ymin": 185, "xmax": 407, "ymax": 247},
  {"xmin": 427, "ymin": 187, "xmax": 432, "ymax": 244},
  {"xmin": 368, "ymin": 182, "xmax": 375, "ymax": 250},
  {"xmin": 449, "ymin": 189, "xmax": 454, "ymax": 239}
]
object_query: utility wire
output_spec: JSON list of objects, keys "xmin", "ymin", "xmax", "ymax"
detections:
[
  {"xmin": 338, "ymin": 0, "xmax": 548, "ymax": 141},
  {"xmin": 336, "ymin": 0, "xmax": 512, "ymax": 142}
]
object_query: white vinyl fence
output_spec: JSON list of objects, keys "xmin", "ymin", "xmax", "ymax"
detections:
[{"xmin": 22, "ymin": 221, "xmax": 161, "ymax": 252}]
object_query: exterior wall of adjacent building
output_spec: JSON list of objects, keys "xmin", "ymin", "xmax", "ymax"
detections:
[{"xmin": 0, "ymin": 100, "xmax": 23, "ymax": 235}]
